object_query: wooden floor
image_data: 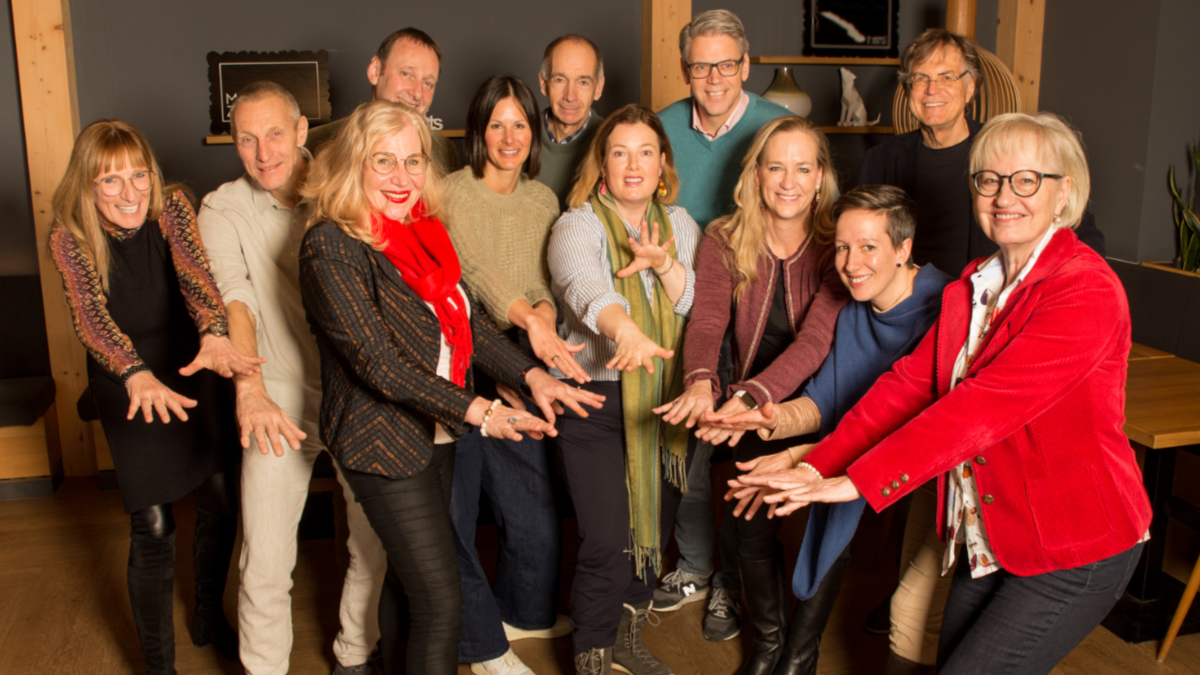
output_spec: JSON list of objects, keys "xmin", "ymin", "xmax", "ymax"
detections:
[{"xmin": 1, "ymin": 477, "xmax": 1198, "ymax": 675}]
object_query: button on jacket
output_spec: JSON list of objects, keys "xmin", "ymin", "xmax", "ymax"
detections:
[
  {"xmin": 299, "ymin": 222, "xmax": 535, "ymax": 478},
  {"xmin": 803, "ymin": 228, "xmax": 1152, "ymax": 576}
]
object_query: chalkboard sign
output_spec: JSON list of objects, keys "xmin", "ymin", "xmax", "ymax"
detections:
[
  {"xmin": 207, "ymin": 50, "xmax": 332, "ymax": 135},
  {"xmin": 803, "ymin": 0, "xmax": 900, "ymax": 58}
]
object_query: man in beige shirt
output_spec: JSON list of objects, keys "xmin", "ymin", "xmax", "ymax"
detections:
[
  {"xmin": 305, "ymin": 27, "xmax": 459, "ymax": 175},
  {"xmin": 198, "ymin": 81, "xmax": 385, "ymax": 675}
]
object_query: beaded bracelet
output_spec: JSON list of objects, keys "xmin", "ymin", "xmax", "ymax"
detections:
[
  {"xmin": 480, "ymin": 399, "xmax": 502, "ymax": 438},
  {"xmin": 797, "ymin": 461, "xmax": 824, "ymax": 481},
  {"xmin": 120, "ymin": 364, "xmax": 152, "ymax": 385},
  {"xmin": 652, "ymin": 255, "xmax": 675, "ymax": 277}
]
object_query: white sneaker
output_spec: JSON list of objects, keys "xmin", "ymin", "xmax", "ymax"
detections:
[
  {"xmin": 503, "ymin": 614, "xmax": 573, "ymax": 640},
  {"xmin": 470, "ymin": 648, "xmax": 536, "ymax": 675}
]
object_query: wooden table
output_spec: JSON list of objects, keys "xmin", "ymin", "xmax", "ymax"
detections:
[{"xmin": 1103, "ymin": 355, "xmax": 1200, "ymax": 643}]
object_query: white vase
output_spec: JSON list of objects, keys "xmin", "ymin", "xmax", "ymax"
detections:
[{"xmin": 762, "ymin": 67, "xmax": 813, "ymax": 118}]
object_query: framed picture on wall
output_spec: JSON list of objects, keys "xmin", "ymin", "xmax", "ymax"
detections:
[
  {"xmin": 207, "ymin": 50, "xmax": 331, "ymax": 135},
  {"xmin": 802, "ymin": 0, "xmax": 900, "ymax": 58}
]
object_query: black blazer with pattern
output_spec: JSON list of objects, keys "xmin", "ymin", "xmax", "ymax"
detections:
[{"xmin": 299, "ymin": 221, "xmax": 535, "ymax": 478}]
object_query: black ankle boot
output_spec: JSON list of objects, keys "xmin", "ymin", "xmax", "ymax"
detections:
[
  {"xmin": 883, "ymin": 651, "xmax": 936, "ymax": 675},
  {"xmin": 190, "ymin": 508, "xmax": 238, "ymax": 661},
  {"xmin": 770, "ymin": 552, "xmax": 851, "ymax": 675},
  {"xmin": 734, "ymin": 554, "xmax": 788, "ymax": 675},
  {"xmin": 128, "ymin": 531, "xmax": 178, "ymax": 675}
]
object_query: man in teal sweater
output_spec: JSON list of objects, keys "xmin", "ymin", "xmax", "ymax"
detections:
[
  {"xmin": 536, "ymin": 34, "xmax": 605, "ymax": 210},
  {"xmin": 659, "ymin": 9, "xmax": 792, "ymax": 231},
  {"xmin": 654, "ymin": 8, "xmax": 792, "ymax": 644}
]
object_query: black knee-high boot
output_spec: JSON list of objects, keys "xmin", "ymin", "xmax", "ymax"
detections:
[
  {"xmin": 735, "ymin": 553, "xmax": 788, "ymax": 675},
  {"xmin": 129, "ymin": 505, "xmax": 177, "ymax": 675},
  {"xmin": 770, "ymin": 552, "xmax": 851, "ymax": 675},
  {"xmin": 191, "ymin": 471, "xmax": 239, "ymax": 661}
]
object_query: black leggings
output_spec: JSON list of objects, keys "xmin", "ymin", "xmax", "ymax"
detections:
[
  {"xmin": 721, "ymin": 433, "xmax": 798, "ymax": 562},
  {"xmin": 129, "ymin": 470, "xmax": 238, "ymax": 539},
  {"xmin": 340, "ymin": 445, "xmax": 461, "ymax": 675}
]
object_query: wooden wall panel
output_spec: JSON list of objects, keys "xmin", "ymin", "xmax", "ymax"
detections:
[
  {"xmin": 641, "ymin": 0, "xmax": 691, "ymax": 112},
  {"xmin": 10, "ymin": 0, "xmax": 95, "ymax": 476},
  {"xmin": 996, "ymin": 0, "xmax": 1046, "ymax": 113}
]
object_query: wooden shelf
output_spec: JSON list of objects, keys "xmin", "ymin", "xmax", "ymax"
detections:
[
  {"xmin": 204, "ymin": 128, "xmax": 466, "ymax": 145},
  {"xmin": 751, "ymin": 56, "xmax": 901, "ymax": 66},
  {"xmin": 818, "ymin": 126, "xmax": 894, "ymax": 134}
]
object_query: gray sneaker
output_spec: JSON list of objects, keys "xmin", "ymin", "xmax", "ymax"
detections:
[
  {"xmin": 702, "ymin": 587, "xmax": 741, "ymax": 642},
  {"xmin": 651, "ymin": 568, "xmax": 711, "ymax": 612},
  {"xmin": 574, "ymin": 646, "xmax": 613, "ymax": 675},
  {"xmin": 612, "ymin": 602, "xmax": 673, "ymax": 675}
]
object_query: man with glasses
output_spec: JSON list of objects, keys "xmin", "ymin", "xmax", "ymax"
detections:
[
  {"xmin": 307, "ymin": 28, "xmax": 459, "ymax": 175},
  {"xmin": 655, "ymin": 7, "xmax": 793, "ymax": 646},
  {"xmin": 859, "ymin": 28, "xmax": 1104, "ymax": 278},
  {"xmin": 536, "ymin": 34, "xmax": 606, "ymax": 209},
  {"xmin": 198, "ymin": 81, "xmax": 387, "ymax": 675},
  {"xmin": 855, "ymin": 29, "xmax": 1104, "ymax": 675},
  {"xmin": 658, "ymin": 9, "xmax": 793, "ymax": 230}
]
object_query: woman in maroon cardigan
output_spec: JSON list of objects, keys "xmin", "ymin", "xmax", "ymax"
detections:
[
  {"xmin": 656, "ymin": 116, "xmax": 849, "ymax": 675},
  {"xmin": 739, "ymin": 113, "xmax": 1152, "ymax": 674}
]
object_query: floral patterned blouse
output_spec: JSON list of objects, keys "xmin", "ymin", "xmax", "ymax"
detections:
[{"xmin": 49, "ymin": 190, "xmax": 228, "ymax": 381}]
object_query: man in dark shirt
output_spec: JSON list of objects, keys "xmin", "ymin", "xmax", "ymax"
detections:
[{"xmin": 859, "ymin": 30, "xmax": 1104, "ymax": 279}]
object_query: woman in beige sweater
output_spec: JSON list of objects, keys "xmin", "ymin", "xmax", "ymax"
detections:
[{"xmin": 441, "ymin": 75, "xmax": 587, "ymax": 675}]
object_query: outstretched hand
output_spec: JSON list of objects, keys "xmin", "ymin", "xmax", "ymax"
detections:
[
  {"xmin": 125, "ymin": 371, "xmax": 197, "ymax": 423},
  {"xmin": 652, "ymin": 380, "xmax": 715, "ymax": 428},
  {"xmin": 606, "ymin": 324, "xmax": 674, "ymax": 374},
  {"xmin": 616, "ymin": 220, "xmax": 675, "ymax": 279},
  {"xmin": 525, "ymin": 368, "xmax": 605, "ymax": 426},
  {"xmin": 762, "ymin": 476, "xmax": 862, "ymax": 517},
  {"xmin": 180, "ymin": 334, "xmax": 266, "ymax": 378}
]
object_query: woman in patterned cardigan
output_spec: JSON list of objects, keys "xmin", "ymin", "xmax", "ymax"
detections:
[
  {"xmin": 297, "ymin": 100, "xmax": 601, "ymax": 674},
  {"xmin": 49, "ymin": 119, "xmax": 261, "ymax": 674}
]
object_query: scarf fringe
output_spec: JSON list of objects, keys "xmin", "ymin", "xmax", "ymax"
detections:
[
  {"xmin": 628, "ymin": 539, "xmax": 663, "ymax": 582},
  {"xmin": 663, "ymin": 449, "xmax": 688, "ymax": 493}
]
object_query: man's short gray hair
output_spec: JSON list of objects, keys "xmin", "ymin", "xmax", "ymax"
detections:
[
  {"xmin": 679, "ymin": 9, "xmax": 749, "ymax": 63},
  {"xmin": 540, "ymin": 35, "xmax": 605, "ymax": 84},
  {"xmin": 229, "ymin": 81, "xmax": 301, "ymax": 135}
]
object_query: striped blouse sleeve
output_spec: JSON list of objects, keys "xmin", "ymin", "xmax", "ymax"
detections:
[
  {"xmin": 49, "ymin": 226, "xmax": 145, "ymax": 380},
  {"xmin": 157, "ymin": 190, "xmax": 229, "ymax": 337}
]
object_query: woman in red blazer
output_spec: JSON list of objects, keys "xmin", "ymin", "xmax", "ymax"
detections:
[{"xmin": 736, "ymin": 113, "xmax": 1152, "ymax": 675}]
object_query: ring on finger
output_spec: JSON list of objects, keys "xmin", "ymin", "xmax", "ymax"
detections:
[
  {"xmin": 551, "ymin": 355, "xmax": 559, "ymax": 362},
  {"xmin": 508, "ymin": 417, "xmax": 517, "ymax": 424}
]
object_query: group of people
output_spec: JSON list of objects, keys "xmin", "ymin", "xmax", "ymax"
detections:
[{"xmin": 47, "ymin": 8, "xmax": 1150, "ymax": 675}]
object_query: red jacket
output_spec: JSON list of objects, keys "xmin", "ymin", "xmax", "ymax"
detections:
[
  {"xmin": 804, "ymin": 228, "xmax": 1151, "ymax": 576},
  {"xmin": 683, "ymin": 227, "xmax": 849, "ymax": 406}
]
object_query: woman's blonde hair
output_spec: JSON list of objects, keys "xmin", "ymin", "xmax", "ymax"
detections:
[
  {"xmin": 49, "ymin": 119, "xmax": 166, "ymax": 291},
  {"xmin": 969, "ymin": 112, "xmax": 1091, "ymax": 229},
  {"xmin": 566, "ymin": 104, "xmax": 680, "ymax": 210},
  {"xmin": 301, "ymin": 100, "xmax": 444, "ymax": 247},
  {"xmin": 710, "ymin": 116, "xmax": 839, "ymax": 301}
]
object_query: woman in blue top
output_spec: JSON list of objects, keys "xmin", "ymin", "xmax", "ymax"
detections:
[{"xmin": 705, "ymin": 184, "xmax": 951, "ymax": 675}]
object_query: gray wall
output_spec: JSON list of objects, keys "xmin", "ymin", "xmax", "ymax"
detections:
[
  {"xmin": 1, "ymin": 0, "xmax": 38, "ymax": 276},
  {"xmin": 1040, "ymin": 0, "xmax": 1200, "ymax": 262},
  {"xmin": 68, "ymin": 0, "xmax": 642, "ymax": 202}
]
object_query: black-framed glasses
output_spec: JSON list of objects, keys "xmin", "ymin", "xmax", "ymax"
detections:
[
  {"xmin": 685, "ymin": 58, "xmax": 742, "ymax": 79},
  {"xmin": 972, "ymin": 170, "xmax": 1063, "ymax": 198},
  {"xmin": 368, "ymin": 152, "xmax": 429, "ymax": 176},
  {"xmin": 905, "ymin": 71, "xmax": 971, "ymax": 89},
  {"xmin": 93, "ymin": 171, "xmax": 153, "ymax": 197}
]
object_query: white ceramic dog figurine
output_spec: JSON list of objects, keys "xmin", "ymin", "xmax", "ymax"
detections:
[{"xmin": 838, "ymin": 67, "xmax": 881, "ymax": 127}]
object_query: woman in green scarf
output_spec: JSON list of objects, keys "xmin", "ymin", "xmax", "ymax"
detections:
[{"xmin": 547, "ymin": 104, "xmax": 702, "ymax": 675}]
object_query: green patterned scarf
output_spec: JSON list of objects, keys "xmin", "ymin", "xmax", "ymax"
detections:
[{"xmin": 591, "ymin": 194, "xmax": 690, "ymax": 578}]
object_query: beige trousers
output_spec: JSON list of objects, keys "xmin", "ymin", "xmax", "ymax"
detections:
[
  {"xmin": 890, "ymin": 482, "xmax": 957, "ymax": 666},
  {"xmin": 238, "ymin": 426, "xmax": 386, "ymax": 674}
]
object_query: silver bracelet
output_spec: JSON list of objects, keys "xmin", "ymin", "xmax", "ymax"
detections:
[
  {"xmin": 480, "ymin": 399, "xmax": 502, "ymax": 438},
  {"xmin": 797, "ymin": 461, "xmax": 824, "ymax": 481}
]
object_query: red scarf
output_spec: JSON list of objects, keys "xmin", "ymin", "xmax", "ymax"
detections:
[{"xmin": 376, "ymin": 202, "xmax": 473, "ymax": 386}]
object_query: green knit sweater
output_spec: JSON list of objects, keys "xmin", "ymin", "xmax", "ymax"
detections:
[
  {"xmin": 442, "ymin": 168, "xmax": 560, "ymax": 329},
  {"xmin": 658, "ymin": 93, "xmax": 793, "ymax": 230},
  {"xmin": 535, "ymin": 113, "xmax": 602, "ymax": 211}
]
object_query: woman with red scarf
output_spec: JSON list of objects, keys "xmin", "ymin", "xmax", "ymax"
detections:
[{"xmin": 298, "ymin": 100, "xmax": 603, "ymax": 674}]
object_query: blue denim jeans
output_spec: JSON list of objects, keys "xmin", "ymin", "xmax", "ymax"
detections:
[
  {"xmin": 449, "ymin": 428, "xmax": 560, "ymax": 662},
  {"xmin": 937, "ymin": 542, "xmax": 1144, "ymax": 674}
]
